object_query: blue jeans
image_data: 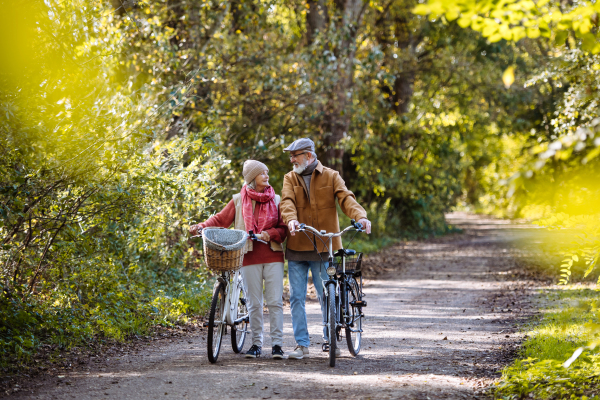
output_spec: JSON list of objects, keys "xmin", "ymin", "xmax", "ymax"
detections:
[{"xmin": 288, "ymin": 260, "xmax": 330, "ymax": 347}]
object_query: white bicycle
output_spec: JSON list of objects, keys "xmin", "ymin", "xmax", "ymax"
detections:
[
  {"xmin": 191, "ymin": 231, "xmax": 252, "ymax": 363},
  {"xmin": 207, "ymin": 268, "xmax": 249, "ymax": 363}
]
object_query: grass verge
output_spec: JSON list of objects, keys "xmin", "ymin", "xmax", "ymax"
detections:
[{"xmin": 495, "ymin": 287, "xmax": 600, "ymax": 400}]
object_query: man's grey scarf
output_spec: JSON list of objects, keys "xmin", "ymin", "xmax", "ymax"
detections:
[{"xmin": 298, "ymin": 159, "xmax": 318, "ymax": 197}]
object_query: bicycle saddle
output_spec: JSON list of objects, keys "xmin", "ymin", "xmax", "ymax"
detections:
[{"xmin": 334, "ymin": 248, "xmax": 356, "ymax": 257}]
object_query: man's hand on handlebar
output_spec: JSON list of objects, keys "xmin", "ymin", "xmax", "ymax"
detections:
[
  {"xmin": 288, "ymin": 220, "xmax": 300, "ymax": 236},
  {"xmin": 357, "ymin": 218, "xmax": 372, "ymax": 234}
]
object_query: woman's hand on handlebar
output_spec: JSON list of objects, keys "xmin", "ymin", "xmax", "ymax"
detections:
[
  {"xmin": 259, "ymin": 231, "xmax": 270, "ymax": 242},
  {"xmin": 189, "ymin": 224, "xmax": 202, "ymax": 236}
]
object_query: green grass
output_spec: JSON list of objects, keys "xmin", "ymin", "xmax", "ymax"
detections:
[{"xmin": 495, "ymin": 287, "xmax": 600, "ymax": 400}]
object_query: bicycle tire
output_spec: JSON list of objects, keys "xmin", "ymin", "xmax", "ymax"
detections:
[
  {"xmin": 327, "ymin": 282, "xmax": 337, "ymax": 367},
  {"xmin": 345, "ymin": 277, "xmax": 362, "ymax": 356},
  {"xmin": 231, "ymin": 282, "xmax": 248, "ymax": 353},
  {"xmin": 207, "ymin": 281, "xmax": 226, "ymax": 363}
]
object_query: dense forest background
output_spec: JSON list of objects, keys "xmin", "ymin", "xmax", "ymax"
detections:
[{"xmin": 1, "ymin": 0, "xmax": 599, "ymax": 378}]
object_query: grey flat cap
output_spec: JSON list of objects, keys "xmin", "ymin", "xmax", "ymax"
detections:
[{"xmin": 283, "ymin": 137, "xmax": 315, "ymax": 152}]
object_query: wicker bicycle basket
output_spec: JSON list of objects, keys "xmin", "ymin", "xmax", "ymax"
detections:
[
  {"xmin": 334, "ymin": 252, "xmax": 363, "ymax": 276},
  {"xmin": 201, "ymin": 228, "xmax": 248, "ymax": 272}
]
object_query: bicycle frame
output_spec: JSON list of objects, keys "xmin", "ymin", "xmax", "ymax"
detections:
[
  {"xmin": 214, "ymin": 269, "xmax": 248, "ymax": 329},
  {"xmin": 295, "ymin": 223, "xmax": 363, "ymax": 335}
]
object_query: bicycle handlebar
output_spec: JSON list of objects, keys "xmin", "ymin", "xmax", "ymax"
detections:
[
  {"xmin": 191, "ymin": 230, "xmax": 268, "ymax": 245},
  {"xmin": 297, "ymin": 219, "xmax": 364, "ymax": 238},
  {"xmin": 248, "ymin": 230, "xmax": 268, "ymax": 244}
]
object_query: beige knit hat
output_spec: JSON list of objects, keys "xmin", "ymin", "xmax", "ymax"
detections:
[{"xmin": 242, "ymin": 160, "xmax": 268, "ymax": 184}]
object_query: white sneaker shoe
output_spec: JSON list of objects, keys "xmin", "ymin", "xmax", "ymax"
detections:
[{"xmin": 287, "ymin": 345, "xmax": 309, "ymax": 359}]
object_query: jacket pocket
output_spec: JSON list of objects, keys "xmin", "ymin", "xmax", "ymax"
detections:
[
  {"xmin": 316, "ymin": 186, "xmax": 335, "ymax": 209},
  {"xmin": 294, "ymin": 186, "xmax": 307, "ymax": 208}
]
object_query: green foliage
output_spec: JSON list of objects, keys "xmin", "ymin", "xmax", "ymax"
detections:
[
  {"xmin": 414, "ymin": 0, "xmax": 600, "ymax": 53},
  {"xmin": 0, "ymin": 0, "xmax": 221, "ymax": 369},
  {"xmin": 495, "ymin": 288, "xmax": 600, "ymax": 400}
]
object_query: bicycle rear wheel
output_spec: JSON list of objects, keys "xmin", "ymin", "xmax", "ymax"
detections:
[
  {"xmin": 207, "ymin": 281, "xmax": 226, "ymax": 363},
  {"xmin": 345, "ymin": 277, "xmax": 362, "ymax": 356},
  {"xmin": 327, "ymin": 282, "xmax": 337, "ymax": 367},
  {"xmin": 231, "ymin": 282, "xmax": 248, "ymax": 353}
]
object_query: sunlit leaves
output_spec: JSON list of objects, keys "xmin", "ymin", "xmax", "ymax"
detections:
[
  {"xmin": 413, "ymin": 0, "xmax": 600, "ymax": 53},
  {"xmin": 502, "ymin": 66, "xmax": 515, "ymax": 88}
]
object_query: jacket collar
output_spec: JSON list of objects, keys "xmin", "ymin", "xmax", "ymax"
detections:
[{"xmin": 315, "ymin": 160, "xmax": 323, "ymax": 174}]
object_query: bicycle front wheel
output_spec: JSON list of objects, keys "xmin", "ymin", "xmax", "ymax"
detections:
[
  {"xmin": 327, "ymin": 282, "xmax": 337, "ymax": 368},
  {"xmin": 207, "ymin": 281, "xmax": 226, "ymax": 363},
  {"xmin": 345, "ymin": 277, "xmax": 362, "ymax": 356},
  {"xmin": 231, "ymin": 282, "xmax": 248, "ymax": 353}
]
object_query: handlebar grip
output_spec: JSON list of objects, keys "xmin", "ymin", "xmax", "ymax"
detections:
[
  {"xmin": 350, "ymin": 219, "xmax": 363, "ymax": 230},
  {"xmin": 299, "ymin": 223, "xmax": 306, "ymax": 229}
]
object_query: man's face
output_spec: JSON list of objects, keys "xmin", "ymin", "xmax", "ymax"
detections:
[{"xmin": 290, "ymin": 150, "xmax": 311, "ymax": 173}]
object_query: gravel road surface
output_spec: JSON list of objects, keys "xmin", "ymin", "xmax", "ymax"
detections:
[{"xmin": 8, "ymin": 213, "xmax": 539, "ymax": 400}]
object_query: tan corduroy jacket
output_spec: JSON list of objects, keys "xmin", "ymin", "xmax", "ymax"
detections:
[{"xmin": 280, "ymin": 161, "xmax": 367, "ymax": 253}]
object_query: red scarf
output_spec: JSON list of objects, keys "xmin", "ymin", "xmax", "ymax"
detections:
[{"xmin": 241, "ymin": 185, "xmax": 279, "ymax": 234}]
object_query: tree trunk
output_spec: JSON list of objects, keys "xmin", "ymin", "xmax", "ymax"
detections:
[
  {"xmin": 393, "ymin": 71, "xmax": 415, "ymax": 114},
  {"xmin": 317, "ymin": 0, "xmax": 366, "ymax": 177},
  {"xmin": 306, "ymin": 0, "xmax": 328, "ymax": 44}
]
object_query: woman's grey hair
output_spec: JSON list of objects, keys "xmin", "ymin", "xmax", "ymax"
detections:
[{"xmin": 247, "ymin": 180, "xmax": 256, "ymax": 190}]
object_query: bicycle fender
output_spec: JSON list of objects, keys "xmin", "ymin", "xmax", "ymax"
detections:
[{"xmin": 322, "ymin": 279, "xmax": 337, "ymax": 296}]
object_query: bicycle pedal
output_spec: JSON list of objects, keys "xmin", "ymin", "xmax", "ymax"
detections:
[
  {"xmin": 350, "ymin": 300, "xmax": 367, "ymax": 307},
  {"xmin": 202, "ymin": 321, "xmax": 209, "ymax": 327}
]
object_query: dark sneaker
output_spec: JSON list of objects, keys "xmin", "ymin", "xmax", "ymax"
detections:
[
  {"xmin": 322, "ymin": 342, "xmax": 341, "ymax": 356},
  {"xmin": 272, "ymin": 345, "xmax": 284, "ymax": 359},
  {"xmin": 245, "ymin": 345, "xmax": 262, "ymax": 358}
]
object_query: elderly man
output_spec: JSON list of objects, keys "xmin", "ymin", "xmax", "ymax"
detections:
[{"xmin": 280, "ymin": 138, "xmax": 371, "ymax": 360}]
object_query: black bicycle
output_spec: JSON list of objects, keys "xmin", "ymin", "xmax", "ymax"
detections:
[{"xmin": 296, "ymin": 220, "xmax": 367, "ymax": 367}]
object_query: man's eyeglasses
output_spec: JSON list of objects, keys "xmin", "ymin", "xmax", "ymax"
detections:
[{"xmin": 289, "ymin": 152, "xmax": 308, "ymax": 160}]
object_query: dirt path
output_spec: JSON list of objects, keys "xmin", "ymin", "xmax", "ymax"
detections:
[{"xmin": 10, "ymin": 213, "xmax": 540, "ymax": 400}]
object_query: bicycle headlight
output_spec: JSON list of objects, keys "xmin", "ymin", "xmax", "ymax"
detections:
[{"xmin": 326, "ymin": 266, "xmax": 336, "ymax": 276}]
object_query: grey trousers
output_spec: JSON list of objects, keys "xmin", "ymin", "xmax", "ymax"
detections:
[{"xmin": 240, "ymin": 262, "xmax": 284, "ymax": 347}]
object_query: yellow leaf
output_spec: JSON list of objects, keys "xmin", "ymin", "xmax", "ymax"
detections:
[
  {"xmin": 412, "ymin": 4, "xmax": 431, "ymax": 15},
  {"xmin": 527, "ymin": 27, "xmax": 541, "ymax": 39},
  {"xmin": 446, "ymin": 9, "xmax": 459, "ymax": 21},
  {"xmin": 503, "ymin": 66, "xmax": 515, "ymax": 88},
  {"xmin": 457, "ymin": 17, "xmax": 471, "ymax": 28},
  {"xmin": 488, "ymin": 33, "xmax": 503, "ymax": 42}
]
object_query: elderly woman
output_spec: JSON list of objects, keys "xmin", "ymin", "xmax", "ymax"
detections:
[{"xmin": 189, "ymin": 160, "xmax": 287, "ymax": 359}]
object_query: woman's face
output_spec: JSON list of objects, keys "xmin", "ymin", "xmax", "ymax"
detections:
[{"xmin": 255, "ymin": 169, "xmax": 269, "ymax": 190}]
